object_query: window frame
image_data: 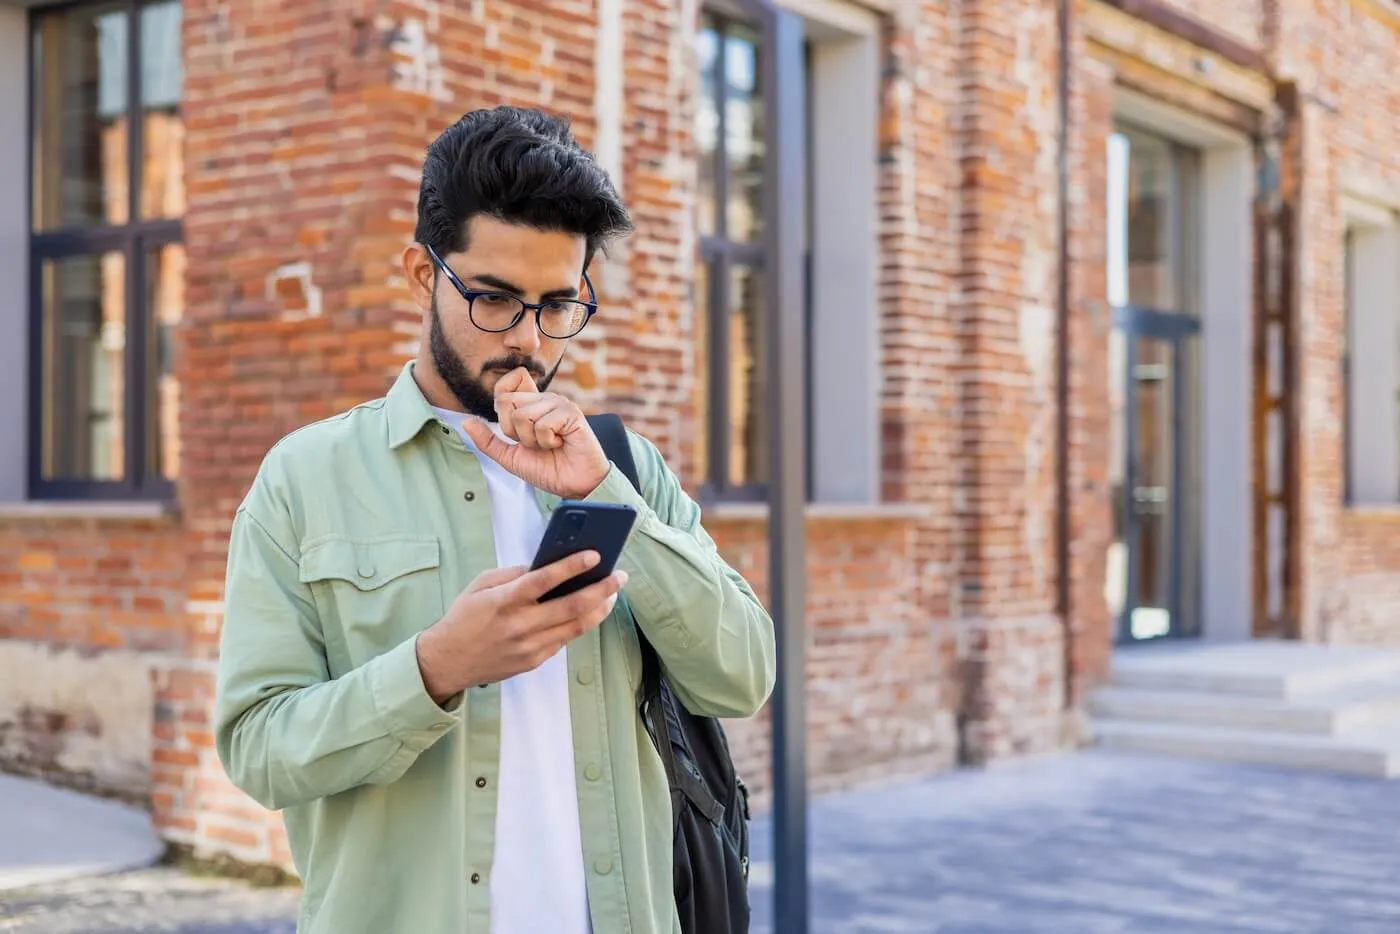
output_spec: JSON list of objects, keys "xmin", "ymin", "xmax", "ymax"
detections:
[
  {"xmin": 697, "ymin": 8, "xmax": 771, "ymax": 503},
  {"xmin": 1338, "ymin": 198, "xmax": 1400, "ymax": 508},
  {"xmin": 26, "ymin": 0, "xmax": 183, "ymax": 502}
]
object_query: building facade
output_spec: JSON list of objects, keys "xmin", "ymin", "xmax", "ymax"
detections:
[{"xmin": 1, "ymin": 0, "xmax": 1398, "ymax": 870}]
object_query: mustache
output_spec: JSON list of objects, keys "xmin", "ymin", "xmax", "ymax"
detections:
[{"xmin": 480, "ymin": 356, "xmax": 548, "ymax": 380}]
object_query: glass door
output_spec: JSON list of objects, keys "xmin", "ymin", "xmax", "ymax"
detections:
[
  {"xmin": 1112, "ymin": 309, "xmax": 1200, "ymax": 642},
  {"xmin": 1106, "ymin": 123, "xmax": 1203, "ymax": 644}
]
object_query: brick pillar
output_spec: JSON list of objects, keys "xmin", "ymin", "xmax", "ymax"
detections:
[
  {"xmin": 1064, "ymin": 48, "xmax": 1116, "ymax": 710},
  {"xmin": 953, "ymin": 0, "xmax": 1073, "ymax": 763},
  {"xmin": 875, "ymin": 1, "xmax": 965, "ymax": 766},
  {"xmin": 150, "ymin": 0, "xmax": 600, "ymax": 867}
]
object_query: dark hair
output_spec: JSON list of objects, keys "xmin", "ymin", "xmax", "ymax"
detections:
[{"xmin": 414, "ymin": 105, "xmax": 633, "ymax": 269}]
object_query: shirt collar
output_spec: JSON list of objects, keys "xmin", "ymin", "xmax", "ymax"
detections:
[{"xmin": 386, "ymin": 359, "xmax": 442, "ymax": 449}]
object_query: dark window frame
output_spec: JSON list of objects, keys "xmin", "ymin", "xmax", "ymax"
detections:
[
  {"xmin": 27, "ymin": 0, "xmax": 183, "ymax": 502},
  {"xmin": 698, "ymin": 9, "xmax": 764, "ymax": 503}
]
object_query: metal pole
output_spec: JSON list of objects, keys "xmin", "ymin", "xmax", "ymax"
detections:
[{"xmin": 764, "ymin": 6, "xmax": 808, "ymax": 933}]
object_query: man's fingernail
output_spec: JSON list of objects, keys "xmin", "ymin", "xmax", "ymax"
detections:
[{"xmin": 616, "ymin": 570, "xmax": 629, "ymax": 587}]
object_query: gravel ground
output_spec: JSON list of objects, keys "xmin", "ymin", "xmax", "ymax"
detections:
[{"xmin": 0, "ymin": 869, "xmax": 299, "ymax": 934}]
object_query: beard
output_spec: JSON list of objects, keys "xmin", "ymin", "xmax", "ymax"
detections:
[{"xmin": 429, "ymin": 292, "xmax": 559, "ymax": 422}]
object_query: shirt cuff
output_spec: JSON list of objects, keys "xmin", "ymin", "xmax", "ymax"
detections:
[
  {"xmin": 580, "ymin": 462, "xmax": 648, "ymax": 511},
  {"xmin": 368, "ymin": 635, "xmax": 463, "ymax": 749},
  {"xmin": 580, "ymin": 463, "xmax": 682, "ymax": 629}
]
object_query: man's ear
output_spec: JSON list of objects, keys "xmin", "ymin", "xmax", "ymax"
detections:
[{"xmin": 402, "ymin": 243, "xmax": 435, "ymax": 311}]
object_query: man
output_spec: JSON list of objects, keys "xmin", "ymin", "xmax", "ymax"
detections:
[{"xmin": 214, "ymin": 105, "xmax": 776, "ymax": 934}]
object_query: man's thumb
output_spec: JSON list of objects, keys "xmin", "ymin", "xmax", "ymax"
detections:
[{"xmin": 462, "ymin": 418, "xmax": 513, "ymax": 466}]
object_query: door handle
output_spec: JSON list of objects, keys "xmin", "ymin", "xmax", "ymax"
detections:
[{"xmin": 1132, "ymin": 486, "xmax": 1168, "ymax": 514}]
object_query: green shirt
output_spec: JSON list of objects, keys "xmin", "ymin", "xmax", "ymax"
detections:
[{"xmin": 214, "ymin": 361, "xmax": 777, "ymax": 934}]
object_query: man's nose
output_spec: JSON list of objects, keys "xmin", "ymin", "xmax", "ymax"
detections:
[{"xmin": 503, "ymin": 309, "xmax": 541, "ymax": 354}]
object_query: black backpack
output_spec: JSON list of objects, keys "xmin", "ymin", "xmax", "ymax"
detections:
[{"xmin": 587, "ymin": 414, "xmax": 753, "ymax": 934}]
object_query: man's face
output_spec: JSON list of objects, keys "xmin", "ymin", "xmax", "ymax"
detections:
[{"xmin": 411, "ymin": 215, "xmax": 589, "ymax": 421}]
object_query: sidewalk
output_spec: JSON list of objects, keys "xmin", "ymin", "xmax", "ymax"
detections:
[
  {"xmin": 6, "ymin": 750, "xmax": 1400, "ymax": 932},
  {"xmin": 748, "ymin": 749, "xmax": 1400, "ymax": 933},
  {"xmin": 0, "ymin": 773, "xmax": 163, "ymax": 894}
]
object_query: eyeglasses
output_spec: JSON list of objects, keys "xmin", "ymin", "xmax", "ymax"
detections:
[{"xmin": 424, "ymin": 243, "xmax": 598, "ymax": 339}]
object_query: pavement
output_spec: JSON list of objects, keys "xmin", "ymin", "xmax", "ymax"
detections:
[
  {"xmin": 4, "ymin": 750, "xmax": 1400, "ymax": 932},
  {"xmin": 0, "ymin": 774, "xmax": 163, "ymax": 895}
]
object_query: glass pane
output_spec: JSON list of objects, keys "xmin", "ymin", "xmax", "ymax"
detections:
[
  {"xmin": 725, "ymin": 25, "xmax": 764, "ymax": 242},
  {"xmin": 728, "ymin": 264, "xmax": 766, "ymax": 487},
  {"xmin": 1105, "ymin": 133, "xmax": 1129, "ymax": 307},
  {"xmin": 694, "ymin": 261, "xmax": 711, "ymax": 484},
  {"xmin": 1120, "ymin": 127, "xmax": 1197, "ymax": 314},
  {"xmin": 140, "ymin": 1, "xmax": 185, "ymax": 220},
  {"xmin": 41, "ymin": 252, "xmax": 128, "ymax": 481},
  {"xmin": 1129, "ymin": 337, "xmax": 1175, "ymax": 640},
  {"xmin": 32, "ymin": 5, "xmax": 130, "ymax": 230},
  {"xmin": 1105, "ymin": 327, "xmax": 1127, "ymax": 623},
  {"xmin": 696, "ymin": 17, "xmax": 719, "ymax": 237},
  {"xmin": 1124, "ymin": 131, "xmax": 1175, "ymax": 310},
  {"xmin": 147, "ymin": 242, "xmax": 184, "ymax": 481}
]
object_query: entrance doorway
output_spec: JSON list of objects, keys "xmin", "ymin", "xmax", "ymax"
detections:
[
  {"xmin": 1106, "ymin": 123, "xmax": 1204, "ymax": 645},
  {"xmin": 1111, "ymin": 307, "xmax": 1201, "ymax": 642}
]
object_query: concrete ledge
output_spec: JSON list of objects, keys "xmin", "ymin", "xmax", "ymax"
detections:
[
  {"xmin": 701, "ymin": 501, "xmax": 933, "ymax": 523},
  {"xmin": 0, "ymin": 501, "xmax": 178, "ymax": 522}
]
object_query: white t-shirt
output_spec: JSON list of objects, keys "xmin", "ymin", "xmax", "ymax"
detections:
[{"xmin": 433, "ymin": 408, "xmax": 592, "ymax": 934}]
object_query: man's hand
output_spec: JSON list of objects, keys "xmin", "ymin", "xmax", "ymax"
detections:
[
  {"xmin": 415, "ymin": 550, "xmax": 626, "ymax": 704},
  {"xmin": 460, "ymin": 368, "xmax": 611, "ymax": 499}
]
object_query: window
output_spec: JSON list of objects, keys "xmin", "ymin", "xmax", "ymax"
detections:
[
  {"xmin": 1340, "ymin": 199, "xmax": 1400, "ymax": 506},
  {"xmin": 694, "ymin": 0, "xmax": 880, "ymax": 504},
  {"xmin": 28, "ymin": 1, "xmax": 184, "ymax": 501},
  {"xmin": 696, "ymin": 11, "xmax": 769, "ymax": 500}
]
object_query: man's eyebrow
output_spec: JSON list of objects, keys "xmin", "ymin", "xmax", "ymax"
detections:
[{"xmin": 468, "ymin": 273, "xmax": 579, "ymax": 300}]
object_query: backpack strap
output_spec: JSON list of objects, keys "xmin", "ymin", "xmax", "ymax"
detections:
[
  {"xmin": 586, "ymin": 413, "xmax": 641, "ymax": 495},
  {"xmin": 586, "ymin": 414, "xmax": 725, "ymax": 825},
  {"xmin": 585, "ymin": 413, "xmax": 663, "ymax": 704}
]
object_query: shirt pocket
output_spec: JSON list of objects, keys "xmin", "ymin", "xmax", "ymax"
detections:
[{"xmin": 298, "ymin": 533, "xmax": 445, "ymax": 675}]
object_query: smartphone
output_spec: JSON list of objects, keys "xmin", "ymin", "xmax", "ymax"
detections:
[{"xmin": 530, "ymin": 500, "xmax": 639, "ymax": 602}]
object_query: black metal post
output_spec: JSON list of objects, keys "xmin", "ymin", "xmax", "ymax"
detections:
[{"xmin": 762, "ymin": 5, "xmax": 808, "ymax": 933}]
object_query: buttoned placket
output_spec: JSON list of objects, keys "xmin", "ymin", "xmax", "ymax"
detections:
[{"xmin": 435, "ymin": 422, "xmax": 504, "ymax": 925}]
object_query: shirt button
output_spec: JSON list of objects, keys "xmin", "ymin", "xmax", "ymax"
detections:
[
  {"xmin": 356, "ymin": 561, "xmax": 375, "ymax": 579},
  {"xmin": 593, "ymin": 857, "xmax": 613, "ymax": 875},
  {"xmin": 464, "ymin": 490, "xmax": 475, "ymax": 502},
  {"xmin": 475, "ymin": 776, "xmax": 487, "ymax": 788},
  {"xmin": 584, "ymin": 763, "xmax": 601, "ymax": 782},
  {"xmin": 470, "ymin": 872, "xmax": 481, "ymax": 884},
  {"xmin": 576, "ymin": 666, "xmax": 595, "ymax": 685}
]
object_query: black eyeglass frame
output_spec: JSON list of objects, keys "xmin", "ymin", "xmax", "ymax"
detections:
[{"xmin": 423, "ymin": 242, "xmax": 599, "ymax": 339}]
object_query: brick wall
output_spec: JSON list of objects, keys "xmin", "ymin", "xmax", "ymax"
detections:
[
  {"xmin": 711, "ymin": 513, "xmax": 959, "ymax": 811},
  {"xmin": 1158, "ymin": 0, "xmax": 1268, "ymax": 50},
  {"xmin": 0, "ymin": 510, "xmax": 186, "ymax": 801},
  {"xmin": 1281, "ymin": 0, "xmax": 1400, "ymax": 645},
  {"xmin": 949, "ymin": 0, "xmax": 1077, "ymax": 760}
]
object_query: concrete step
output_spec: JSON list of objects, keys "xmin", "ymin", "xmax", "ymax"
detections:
[
  {"xmin": 1106, "ymin": 641, "xmax": 1400, "ymax": 699},
  {"xmin": 1090, "ymin": 675, "xmax": 1400, "ymax": 736},
  {"xmin": 1092, "ymin": 719, "xmax": 1400, "ymax": 779}
]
